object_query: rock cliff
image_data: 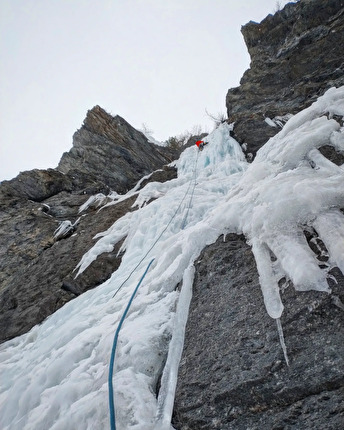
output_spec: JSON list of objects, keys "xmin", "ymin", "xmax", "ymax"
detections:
[
  {"xmin": 0, "ymin": 108, "xmax": 177, "ymax": 343},
  {"xmin": 0, "ymin": 0, "xmax": 343, "ymax": 428},
  {"xmin": 226, "ymin": 0, "xmax": 344, "ymax": 158},
  {"xmin": 173, "ymin": 235, "xmax": 344, "ymax": 429},
  {"xmin": 58, "ymin": 106, "xmax": 176, "ymax": 193},
  {"xmin": 173, "ymin": 1, "xmax": 344, "ymax": 428}
]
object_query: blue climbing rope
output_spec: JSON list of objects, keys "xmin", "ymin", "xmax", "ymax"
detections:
[
  {"xmin": 108, "ymin": 148, "xmax": 200, "ymax": 429},
  {"xmin": 181, "ymin": 151, "xmax": 199, "ymax": 229},
  {"xmin": 108, "ymin": 258, "xmax": 155, "ymax": 430},
  {"xmin": 112, "ymin": 150, "xmax": 200, "ymax": 299}
]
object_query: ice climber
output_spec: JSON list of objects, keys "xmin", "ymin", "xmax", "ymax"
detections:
[{"xmin": 195, "ymin": 140, "xmax": 207, "ymax": 151}]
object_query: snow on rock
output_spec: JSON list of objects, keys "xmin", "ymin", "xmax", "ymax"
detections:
[
  {"xmin": 54, "ymin": 219, "xmax": 81, "ymax": 240},
  {"xmin": 265, "ymin": 114, "xmax": 293, "ymax": 128},
  {"xmin": 78, "ymin": 193, "xmax": 109, "ymax": 213},
  {"xmin": 1, "ymin": 87, "xmax": 344, "ymax": 430}
]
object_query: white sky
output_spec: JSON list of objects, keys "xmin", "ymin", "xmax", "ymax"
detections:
[{"xmin": 0, "ymin": 0, "xmax": 291, "ymax": 181}]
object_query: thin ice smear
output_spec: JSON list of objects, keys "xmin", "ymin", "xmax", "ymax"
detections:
[
  {"xmin": 154, "ymin": 265, "xmax": 195, "ymax": 430},
  {"xmin": 276, "ymin": 318, "xmax": 289, "ymax": 366}
]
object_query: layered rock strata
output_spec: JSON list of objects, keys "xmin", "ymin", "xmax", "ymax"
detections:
[{"xmin": 58, "ymin": 106, "xmax": 177, "ymax": 193}]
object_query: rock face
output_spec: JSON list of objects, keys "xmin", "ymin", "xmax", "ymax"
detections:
[
  {"xmin": 58, "ymin": 105, "xmax": 177, "ymax": 193},
  {"xmin": 172, "ymin": 235, "xmax": 344, "ymax": 429},
  {"xmin": 226, "ymin": 0, "xmax": 344, "ymax": 157},
  {"xmin": 0, "ymin": 108, "xmax": 177, "ymax": 343},
  {"xmin": 173, "ymin": 1, "xmax": 344, "ymax": 428}
]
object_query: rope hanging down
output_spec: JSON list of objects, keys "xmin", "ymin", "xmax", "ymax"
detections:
[
  {"xmin": 180, "ymin": 151, "xmax": 199, "ymax": 229},
  {"xmin": 108, "ymin": 149, "xmax": 200, "ymax": 429},
  {"xmin": 112, "ymin": 150, "xmax": 200, "ymax": 299},
  {"xmin": 108, "ymin": 258, "xmax": 155, "ymax": 430}
]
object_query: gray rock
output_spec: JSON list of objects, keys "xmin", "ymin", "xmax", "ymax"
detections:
[
  {"xmin": 0, "ymin": 107, "xmax": 177, "ymax": 343},
  {"xmin": 173, "ymin": 3, "xmax": 344, "ymax": 426},
  {"xmin": 58, "ymin": 105, "xmax": 177, "ymax": 193},
  {"xmin": 226, "ymin": 0, "xmax": 344, "ymax": 158},
  {"xmin": 0, "ymin": 193, "xmax": 136, "ymax": 343},
  {"xmin": 173, "ymin": 234, "xmax": 344, "ymax": 429},
  {"xmin": 0, "ymin": 169, "xmax": 73, "ymax": 202}
]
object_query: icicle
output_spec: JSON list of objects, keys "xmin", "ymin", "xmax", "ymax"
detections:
[
  {"xmin": 154, "ymin": 265, "xmax": 195, "ymax": 430},
  {"xmin": 332, "ymin": 295, "xmax": 344, "ymax": 311},
  {"xmin": 276, "ymin": 318, "xmax": 289, "ymax": 366}
]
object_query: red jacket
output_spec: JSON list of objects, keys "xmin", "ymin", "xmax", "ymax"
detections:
[{"xmin": 195, "ymin": 140, "xmax": 204, "ymax": 148}]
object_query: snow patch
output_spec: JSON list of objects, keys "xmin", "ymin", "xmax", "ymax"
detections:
[
  {"xmin": 265, "ymin": 114, "xmax": 293, "ymax": 128},
  {"xmin": 54, "ymin": 219, "xmax": 81, "ymax": 240}
]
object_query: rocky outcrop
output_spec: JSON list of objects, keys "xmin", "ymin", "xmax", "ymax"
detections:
[
  {"xmin": 226, "ymin": 0, "xmax": 344, "ymax": 157},
  {"xmin": 0, "ymin": 109, "xmax": 177, "ymax": 343},
  {"xmin": 58, "ymin": 106, "xmax": 177, "ymax": 193},
  {"xmin": 0, "ymin": 191, "xmax": 136, "ymax": 343},
  {"xmin": 173, "ymin": 234, "xmax": 344, "ymax": 429}
]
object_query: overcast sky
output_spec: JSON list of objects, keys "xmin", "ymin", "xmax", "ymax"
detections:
[{"xmin": 0, "ymin": 0, "xmax": 291, "ymax": 181}]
